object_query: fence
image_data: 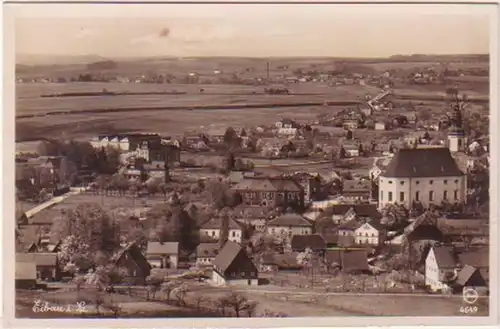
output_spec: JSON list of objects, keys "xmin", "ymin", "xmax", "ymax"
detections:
[{"xmin": 267, "ymin": 271, "xmax": 427, "ymax": 294}]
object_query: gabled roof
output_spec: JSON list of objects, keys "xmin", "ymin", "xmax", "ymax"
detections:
[
  {"xmin": 267, "ymin": 213, "xmax": 312, "ymax": 227},
  {"xmin": 291, "ymin": 234, "xmax": 326, "ymax": 251},
  {"xmin": 338, "ymin": 218, "xmax": 361, "ymax": 230},
  {"xmin": 212, "ymin": 240, "xmax": 254, "ymax": 273},
  {"xmin": 432, "ymin": 246, "xmax": 458, "ymax": 269},
  {"xmin": 111, "ymin": 242, "xmax": 151, "ymax": 272},
  {"xmin": 146, "ymin": 242, "xmax": 179, "ymax": 255},
  {"xmin": 16, "ymin": 252, "xmax": 58, "ymax": 266},
  {"xmin": 196, "ymin": 243, "xmax": 220, "ymax": 258},
  {"xmin": 383, "ymin": 148, "xmax": 463, "ymax": 178},
  {"xmin": 455, "ymin": 265, "xmax": 487, "ymax": 287},
  {"xmin": 200, "ymin": 217, "xmax": 242, "ymax": 230},
  {"xmin": 355, "ymin": 221, "xmax": 383, "ymax": 232}
]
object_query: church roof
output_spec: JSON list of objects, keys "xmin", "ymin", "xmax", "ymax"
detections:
[{"xmin": 383, "ymin": 147, "xmax": 463, "ymax": 178}]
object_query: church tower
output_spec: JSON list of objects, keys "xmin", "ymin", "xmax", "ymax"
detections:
[{"xmin": 447, "ymin": 104, "xmax": 466, "ymax": 153}]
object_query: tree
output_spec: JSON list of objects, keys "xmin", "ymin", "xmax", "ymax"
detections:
[
  {"xmin": 158, "ymin": 182, "xmax": 170, "ymax": 202},
  {"xmin": 146, "ymin": 275, "xmax": 164, "ymax": 300},
  {"xmin": 161, "ymin": 281, "xmax": 178, "ymax": 303},
  {"xmin": 218, "ymin": 291, "xmax": 257, "ymax": 318},
  {"xmin": 223, "ymin": 127, "xmax": 241, "ymax": 150},
  {"xmin": 58, "ymin": 156, "xmax": 77, "ymax": 186},
  {"xmin": 52, "ymin": 203, "xmax": 120, "ymax": 262},
  {"xmin": 72, "ymin": 275, "xmax": 86, "ymax": 292},
  {"xmin": 171, "ymin": 283, "xmax": 189, "ymax": 306},
  {"xmin": 57, "ymin": 235, "xmax": 91, "ymax": 269}
]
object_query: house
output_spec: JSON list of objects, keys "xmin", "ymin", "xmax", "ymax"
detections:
[
  {"xmin": 343, "ymin": 119, "xmax": 360, "ymax": 130},
  {"xmin": 290, "ymin": 234, "xmax": 326, "ymax": 252},
  {"xmin": 329, "ymin": 204, "xmax": 382, "ymax": 225},
  {"xmin": 425, "ymin": 245, "xmax": 459, "ymax": 292},
  {"xmin": 342, "ymin": 141, "xmax": 361, "ymax": 157},
  {"xmin": 111, "ymin": 242, "xmax": 151, "ymax": 285},
  {"xmin": 90, "ymin": 134, "xmax": 162, "ymax": 152},
  {"xmin": 212, "ymin": 241, "xmax": 259, "ymax": 286},
  {"xmin": 196, "ymin": 243, "xmax": 220, "ymax": 267},
  {"xmin": 267, "ymin": 213, "xmax": 313, "ymax": 238},
  {"xmin": 341, "ymin": 250, "xmax": 370, "ymax": 274},
  {"xmin": 16, "ymin": 252, "xmax": 60, "ymax": 281},
  {"xmin": 232, "ymin": 177, "xmax": 304, "ymax": 209},
  {"xmin": 233, "ymin": 206, "xmax": 268, "ymax": 232},
  {"xmin": 353, "ymin": 221, "xmax": 386, "ymax": 246},
  {"xmin": 259, "ymin": 252, "xmax": 302, "ymax": 272},
  {"xmin": 275, "ymin": 118, "xmax": 300, "ymax": 130},
  {"xmin": 342, "ymin": 179, "xmax": 372, "ymax": 202},
  {"xmin": 454, "ymin": 265, "xmax": 488, "ymax": 294},
  {"xmin": 375, "ymin": 122, "xmax": 388, "ymax": 131},
  {"xmin": 16, "ymin": 262, "xmax": 37, "ymax": 289},
  {"xmin": 337, "ymin": 218, "xmax": 360, "ymax": 238},
  {"xmin": 378, "ymin": 147, "xmax": 466, "ymax": 209},
  {"xmin": 146, "ymin": 241, "xmax": 179, "ymax": 269},
  {"xmin": 199, "ymin": 217, "xmax": 243, "ymax": 243},
  {"xmin": 456, "ymin": 247, "xmax": 489, "ymax": 284}
]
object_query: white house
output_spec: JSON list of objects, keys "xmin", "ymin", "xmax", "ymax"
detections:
[
  {"xmin": 425, "ymin": 245, "xmax": 459, "ymax": 292},
  {"xmin": 277, "ymin": 127, "xmax": 298, "ymax": 136},
  {"xmin": 378, "ymin": 147, "xmax": 466, "ymax": 209},
  {"xmin": 196, "ymin": 243, "xmax": 220, "ymax": 267},
  {"xmin": 375, "ymin": 122, "xmax": 388, "ymax": 131},
  {"xmin": 199, "ymin": 217, "xmax": 243, "ymax": 243},
  {"xmin": 267, "ymin": 213, "xmax": 313, "ymax": 238},
  {"xmin": 353, "ymin": 222, "xmax": 385, "ymax": 245}
]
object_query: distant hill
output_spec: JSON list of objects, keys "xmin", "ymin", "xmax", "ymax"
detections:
[
  {"xmin": 87, "ymin": 60, "xmax": 118, "ymax": 71},
  {"xmin": 16, "ymin": 54, "xmax": 107, "ymax": 66}
]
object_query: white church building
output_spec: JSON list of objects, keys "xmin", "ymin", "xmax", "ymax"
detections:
[{"xmin": 378, "ymin": 147, "xmax": 467, "ymax": 209}]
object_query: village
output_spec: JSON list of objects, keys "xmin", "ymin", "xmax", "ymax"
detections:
[{"xmin": 14, "ymin": 81, "xmax": 490, "ymax": 317}]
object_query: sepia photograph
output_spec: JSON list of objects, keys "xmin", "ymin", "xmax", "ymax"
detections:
[{"xmin": 3, "ymin": 2, "xmax": 498, "ymax": 326}]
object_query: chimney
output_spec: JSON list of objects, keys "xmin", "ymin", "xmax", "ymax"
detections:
[{"xmin": 219, "ymin": 213, "xmax": 230, "ymax": 249}]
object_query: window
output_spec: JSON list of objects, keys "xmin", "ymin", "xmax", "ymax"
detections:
[
  {"xmin": 444, "ymin": 180, "xmax": 448, "ymax": 184},
  {"xmin": 454, "ymin": 190, "xmax": 459, "ymax": 200},
  {"xmin": 388, "ymin": 180, "xmax": 393, "ymax": 184},
  {"xmin": 388, "ymin": 192, "xmax": 393, "ymax": 201},
  {"xmin": 271, "ymin": 228, "xmax": 275, "ymax": 233},
  {"xmin": 400, "ymin": 192, "xmax": 405, "ymax": 202},
  {"xmin": 232, "ymin": 231, "xmax": 236, "ymax": 237},
  {"xmin": 443, "ymin": 190, "xmax": 448, "ymax": 200},
  {"xmin": 455, "ymin": 180, "xmax": 459, "ymax": 184},
  {"xmin": 211, "ymin": 231, "xmax": 215, "ymax": 237},
  {"xmin": 400, "ymin": 181, "xmax": 405, "ymax": 185},
  {"xmin": 430, "ymin": 180, "xmax": 434, "ymax": 185},
  {"xmin": 429, "ymin": 191, "xmax": 434, "ymax": 202},
  {"xmin": 380, "ymin": 191, "xmax": 383, "ymax": 201},
  {"xmin": 416, "ymin": 181, "xmax": 420, "ymax": 185},
  {"xmin": 415, "ymin": 191, "xmax": 420, "ymax": 201}
]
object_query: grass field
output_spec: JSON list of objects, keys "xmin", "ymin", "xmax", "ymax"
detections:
[{"xmin": 15, "ymin": 83, "xmax": 374, "ymax": 116}]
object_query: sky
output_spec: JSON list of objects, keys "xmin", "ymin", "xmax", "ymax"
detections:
[{"xmin": 10, "ymin": 4, "xmax": 493, "ymax": 58}]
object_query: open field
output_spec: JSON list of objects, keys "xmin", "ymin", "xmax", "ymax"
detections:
[
  {"xmin": 15, "ymin": 106, "xmax": 334, "ymax": 141},
  {"xmin": 15, "ymin": 83, "xmax": 375, "ymax": 116}
]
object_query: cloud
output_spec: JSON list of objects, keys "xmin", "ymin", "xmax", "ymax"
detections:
[
  {"xmin": 130, "ymin": 25, "xmax": 236, "ymax": 46},
  {"xmin": 75, "ymin": 28, "xmax": 95, "ymax": 39}
]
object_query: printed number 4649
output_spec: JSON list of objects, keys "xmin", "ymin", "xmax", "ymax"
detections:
[{"xmin": 460, "ymin": 306, "xmax": 478, "ymax": 314}]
